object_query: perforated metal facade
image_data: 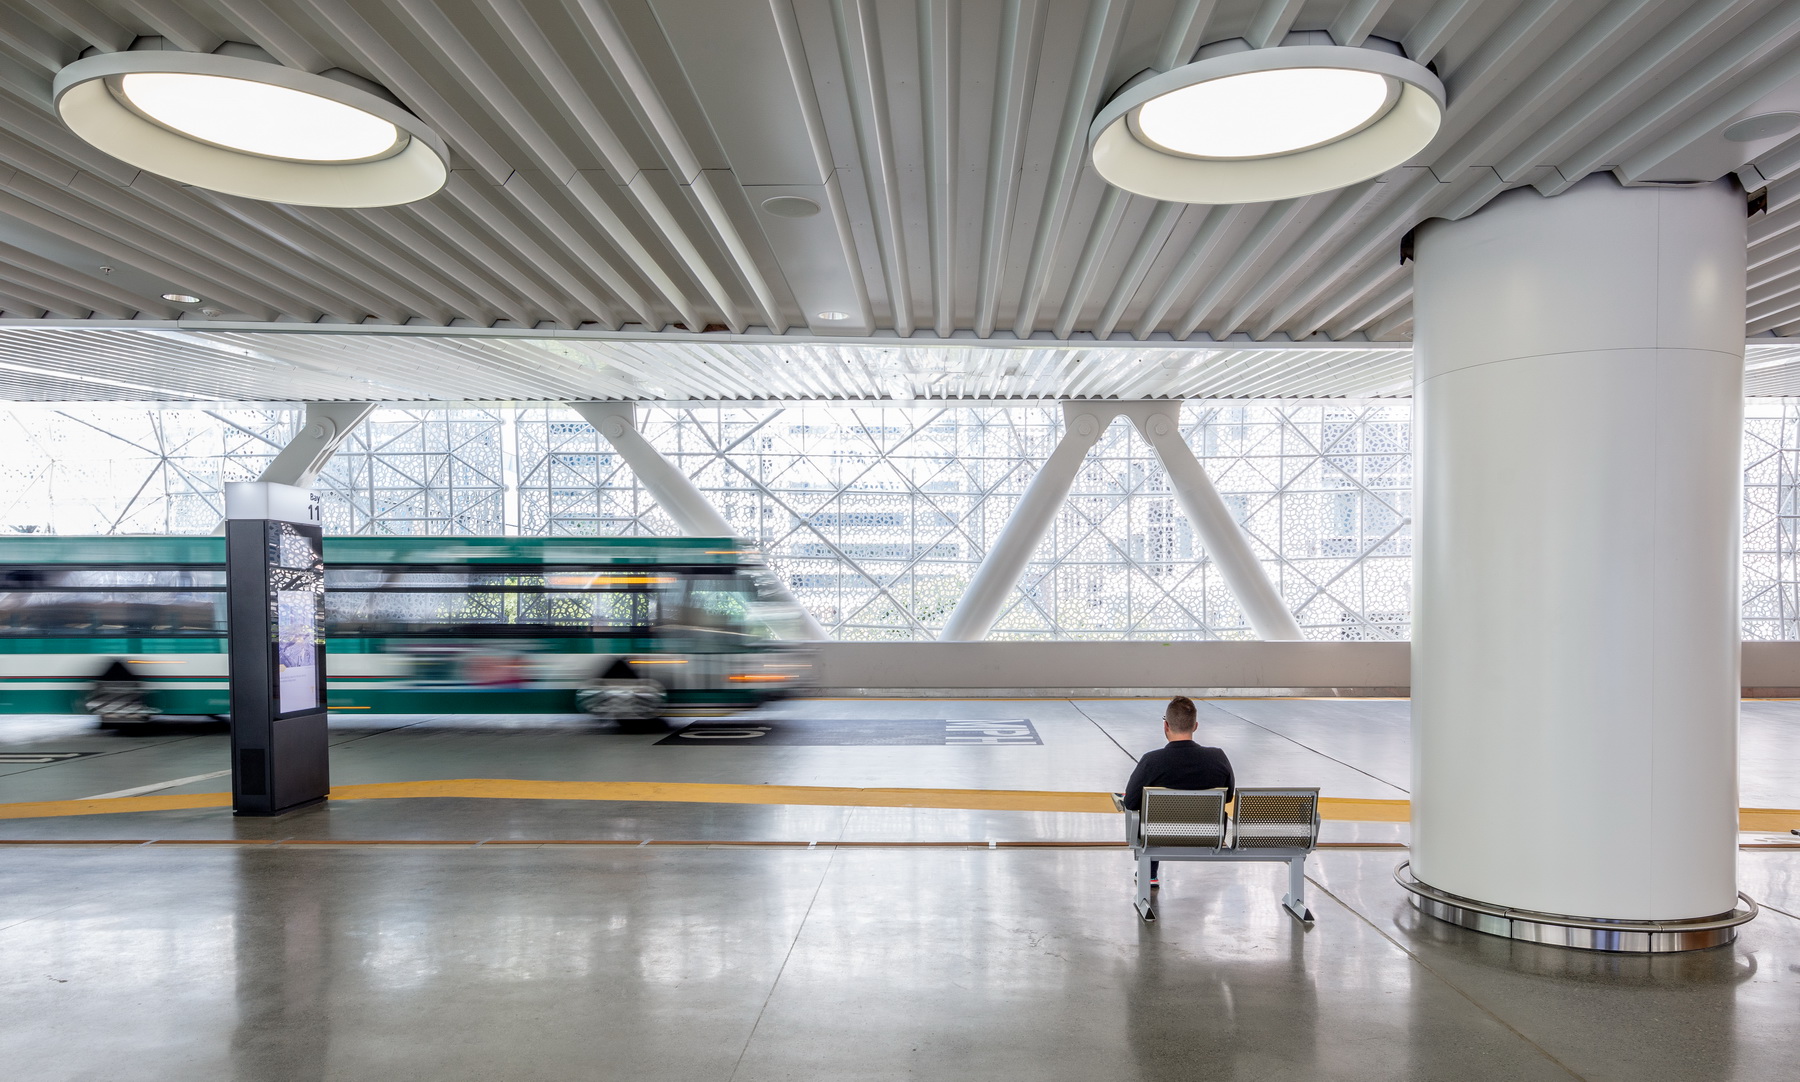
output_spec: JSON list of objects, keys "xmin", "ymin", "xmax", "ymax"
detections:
[{"xmin": 3, "ymin": 399, "xmax": 1797, "ymax": 641}]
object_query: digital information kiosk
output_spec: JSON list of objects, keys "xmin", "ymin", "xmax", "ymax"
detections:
[{"xmin": 224, "ymin": 481, "xmax": 329, "ymax": 816}]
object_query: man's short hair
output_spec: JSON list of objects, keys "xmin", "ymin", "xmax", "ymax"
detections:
[{"xmin": 1164, "ymin": 695, "xmax": 1197, "ymax": 733}]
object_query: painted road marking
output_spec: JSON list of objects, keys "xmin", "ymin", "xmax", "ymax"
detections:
[
  {"xmin": 0, "ymin": 752, "xmax": 101, "ymax": 764},
  {"xmin": 83, "ymin": 769, "xmax": 233, "ymax": 800}
]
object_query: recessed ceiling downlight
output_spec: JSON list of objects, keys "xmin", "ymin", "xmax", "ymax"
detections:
[
  {"xmin": 54, "ymin": 50, "xmax": 449, "ymax": 207},
  {"xmin": 161, "ymin": 292, "xmax": 200, "ymax": 304},
  {"xmin": 1091, "ymin": 44, "xmax": 1445, "ymax": 204},
  {"xmin": 119, "ymin": 72, "xmax": 403, "ymax": 162}
]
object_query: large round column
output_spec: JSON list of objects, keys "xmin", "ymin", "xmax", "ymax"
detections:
[{"xmin": 1408, "ymin": 175, "xmax": 1751, "ymax": 950}]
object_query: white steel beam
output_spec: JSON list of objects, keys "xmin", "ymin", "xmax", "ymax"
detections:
[
  {"xmin": 938, "ymin": 402, "xmax": 1114, "ymax": 641},
  {"xmin": 258, "ymin": 401, "xmax": 377, "ymax": 488},
  {"xmin": 568, "ymin": 400, "xmax": 828, "ymax": 640},
  {"xmin": 1120, "ymin": 403, "xmax": 1305, "ymax": 641}
]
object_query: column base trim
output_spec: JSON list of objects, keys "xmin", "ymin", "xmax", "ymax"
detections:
[{"xmin": 1395, "ymin": 861, "xmax": 1756, "ymax": 953}]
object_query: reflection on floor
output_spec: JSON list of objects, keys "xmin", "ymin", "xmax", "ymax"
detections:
[{"xmin": 1, "ymin": 697, "xmax": 1796, "ymax": 1081}]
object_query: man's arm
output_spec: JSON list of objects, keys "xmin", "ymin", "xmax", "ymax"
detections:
[{"xmin": 1122, "ymin": 755, "xmax": 1153, "ymax": 811}]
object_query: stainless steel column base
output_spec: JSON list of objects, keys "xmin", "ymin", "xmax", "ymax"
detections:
[{"xmin": 1395, "ymin": 862, "xmax": 1757, "ymax": 953}]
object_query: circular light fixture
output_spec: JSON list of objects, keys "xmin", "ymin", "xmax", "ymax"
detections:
[
  {"xmin": 1090, "ymin": 44, "xmax": 1445, "ymax": 204},
  {"xmin": 1723, "ymin": 112, "xmax": 1800, "ymax": 143},
  {"xmin": 53, "ymin": 50, "xmax": 449, "ymax": 207},
  {"xmin": 815, "ymin": 310, "xmax": 852, "ymax": 321},
  {"xmin": 161, "ymin": 292, "xmax": 200, "ymax": 304},
  {"xmin": 761, "ymin": 195, "xmax": 822, "ymax": 218}
]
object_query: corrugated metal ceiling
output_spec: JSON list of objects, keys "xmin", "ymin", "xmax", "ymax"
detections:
[
  {"xmin": 1, "ymin": 325, "xmax": 1798, "ymax": 402},
  {"xmin": 0, "ymin": 0, "xmax": 1796, "ymax": 360},
  {"xmin": 0, "ymin": 325, "xmax": 1416, "ymax": 400}
]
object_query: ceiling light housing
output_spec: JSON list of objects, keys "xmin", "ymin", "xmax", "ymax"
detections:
[
  {"xmin": 1090, "ymin": 39, "xmax": 1445, "ymax": 204},
  {"xmin": 54, "ymin": 49, "xmax": 449, "ymax": 208}
]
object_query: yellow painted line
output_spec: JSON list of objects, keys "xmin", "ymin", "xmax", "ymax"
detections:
[
  {"xmin": 0, "ymin": 781, "xmax": 1790, "ymax": 832},
  {"xmin": 1740, "ymin": 807, "xmax": 1800, "ymax": 832},
  {"xmin": 0, "ymin": 793, "xmax": 233, "ymax": 819},
  {"xmin": 325, "ymin": 779, "xmax": 1121, "ymax": 813},
  {"xmin": 1319, "ymin": 796, "xmax": 1411, "ymax": 822}
]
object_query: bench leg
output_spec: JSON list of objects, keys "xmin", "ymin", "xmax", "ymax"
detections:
[
  {"xmin": 1135, "ymin": 851, "xmax": 1155, "ymax": 922},
  {"xmin": 1282, "ymin": 856, "xmax": 1314, "ymax": 923}
]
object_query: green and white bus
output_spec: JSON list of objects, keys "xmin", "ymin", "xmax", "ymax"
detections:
[{"xmin": 0, "ymin": 535, "xmax": 814, "ymax": 726}]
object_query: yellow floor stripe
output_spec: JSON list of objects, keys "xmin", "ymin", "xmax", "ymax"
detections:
[
  {"xmin": 0, "ymin": 781, "xmax": 1793, "ymax": 832},
  {"xmin": 328, "ymin": 779, "xmax": 1119, "ymax": 813},
  {"xmin": 1319, "ymin": 796, "xmax": 1411, "ymax": 822},
  {"xmin": 1739, "ymin": 807, "xmax": 1800, "ymax": 832},
  {"xmin": 0, "ymin": 793, "xmax": 232, "ymax": 819}
]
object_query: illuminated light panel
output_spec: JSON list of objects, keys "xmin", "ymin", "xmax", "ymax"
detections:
[
  {"xmin": 119, "ymin": 72, "xmax": 402, "ymax": 162},
  {"xmin": 1088, "ymin": 44, "xmax": 1444, "ymax": 204},
  {"xmin": 1135, "ymin": 67, "xmax": 1391, "ymax": 160}
]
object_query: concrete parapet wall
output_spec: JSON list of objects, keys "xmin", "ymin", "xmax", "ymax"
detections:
[
  {"xmin": 1743, "ymin": 641, "xmax": 1800, "ymax": 696},
  {"xmin": 810, "ymin": 640, "xmax": 1800, "ymax": 697},
  {"xmin": 812, "ymin": 641, "xmax": 1410, "ymax": 696}
]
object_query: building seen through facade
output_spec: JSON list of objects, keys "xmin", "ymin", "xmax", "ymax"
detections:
[{"xmin": 3, "ymin": 398, "xmax": 1796, "ymax": 641}]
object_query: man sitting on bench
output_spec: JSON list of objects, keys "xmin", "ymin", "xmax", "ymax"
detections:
[{"xmin": 1121, "ymin": 695, "xmax": 1235, "ymax": 888}]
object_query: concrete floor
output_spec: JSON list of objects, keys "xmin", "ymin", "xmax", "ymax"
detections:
[{"xmin": 2, "ymin": 698, "xmax": 1797, "ymax": 1080}]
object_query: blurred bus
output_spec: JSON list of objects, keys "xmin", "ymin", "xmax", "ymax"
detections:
[{"xmin": 0, "ymin": 535, "xmax": 814, "ymax": 727}]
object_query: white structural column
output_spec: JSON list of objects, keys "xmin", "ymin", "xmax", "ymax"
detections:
[
  {"xmin": 1411, "ymin": 176, "xmax": 1745, "ymax": 925},
  {"xmin": 258, "ymin": 402, "xmax": 376, "ymax": 487},
  {"xmin": 939, "ymin": 403, "xmax": 1115, "ymax": 642},
  {"xmin": 568, "ymin": 401, "xmax": 828, "ymax": 640},
  {"xmin": 1122, "ymin": 403, "xmax": 1304, "ymax": 641}
]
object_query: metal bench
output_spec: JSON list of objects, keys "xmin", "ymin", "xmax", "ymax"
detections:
[{"xmin": 1118, "ymin": 786, "xmax": 1320, "ymax": 924}]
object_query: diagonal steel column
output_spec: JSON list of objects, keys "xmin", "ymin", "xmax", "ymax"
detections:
[
  {"xmin": 939, "ymin": 403, "xmax": 1117, "ymax": 641},
  {"xmin": 215, "ymin": 402, "xmax": 375, "ymax": 534},
  {"xmin": 259, "ymin": 402, "xmax": 377, "ymax": 487},
  {"xmin": 1122, "ymin": 402, "xmax": 1304, "ymax": 641},
  {"xmin": 568, "ymin": 401, "xmax": 827, "ymax": 640}
]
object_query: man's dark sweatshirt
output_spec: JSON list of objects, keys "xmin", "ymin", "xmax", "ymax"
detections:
[{"xmin": 1122, "ymin": 741, "xmax": 1235, "ymax": 810}]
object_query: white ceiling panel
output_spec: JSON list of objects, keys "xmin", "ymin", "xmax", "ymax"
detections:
[
  {"xmin": 0, "ymin": 324, "xmax": 1414, "ymax": 400},
  {"xmin": 0, "ymin": 324, "xmax": 1796, "ymax": 402}
]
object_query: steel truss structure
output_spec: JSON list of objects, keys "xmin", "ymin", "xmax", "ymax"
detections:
[
  {"xmin": 1744, "ymin": 400, "xmax": 1800, "ymax": 641},
  {"xmin": 0, "ymin": 400, "xmax": 1793, "ymax": 641}
]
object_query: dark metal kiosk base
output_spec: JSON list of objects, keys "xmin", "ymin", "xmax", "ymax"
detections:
[
  {"xmin": 1395, "ymin": 861, "xmax": 1756, "ymax": 953},
  {"xmin": 225, "ymin": 483, "xmax": 330, "ymax": 817}
]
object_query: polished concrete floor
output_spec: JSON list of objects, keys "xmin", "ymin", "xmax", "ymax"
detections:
[{"xmin": 2, "ymin": 698, "xmax": 1798, "ymax": 1080}]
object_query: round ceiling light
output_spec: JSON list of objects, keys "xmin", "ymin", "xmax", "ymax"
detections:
[
  {"xmin": 1722, "ymin": 112, "xmax": 1800, "ymax": 143},
  {"xmin": 54, "ymin": 50, "xmax": 449, "ymax": 207},
  {"xmin": 1090, "ymin": 43, "xmax": 1445, "ymax": 204},
  {"xmin": 160, "ymin": 292, "xmax": 199, "ymax": 304}
]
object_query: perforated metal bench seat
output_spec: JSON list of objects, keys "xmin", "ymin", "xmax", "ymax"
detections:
[{"xmin": 1117, "ymin": 786, "xmax": 1321, "ymax": 924}]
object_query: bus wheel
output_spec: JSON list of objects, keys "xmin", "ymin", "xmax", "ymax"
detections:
[
  {"xmin": 577, "ymin": 678, "xmax": 666, "ymax": 730},
  {"xmin": 86, "ymin": 679, "xmax": 155, "ymax": 728}
]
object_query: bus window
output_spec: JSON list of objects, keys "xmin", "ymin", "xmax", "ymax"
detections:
[
  {"xmin": 323, "ymin": 567, "xmax": 661, "ymax": 637},
  {"xmin": 663, "ymin": 573, "xmax": 789, "ymax": 645},
  {"xmin": 746, "ymin": 571, "xmax": 814, "ymax": 641},
  {"xmin": 0, "ymin": 567, "xmax": 225, "ymax": 636}
]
